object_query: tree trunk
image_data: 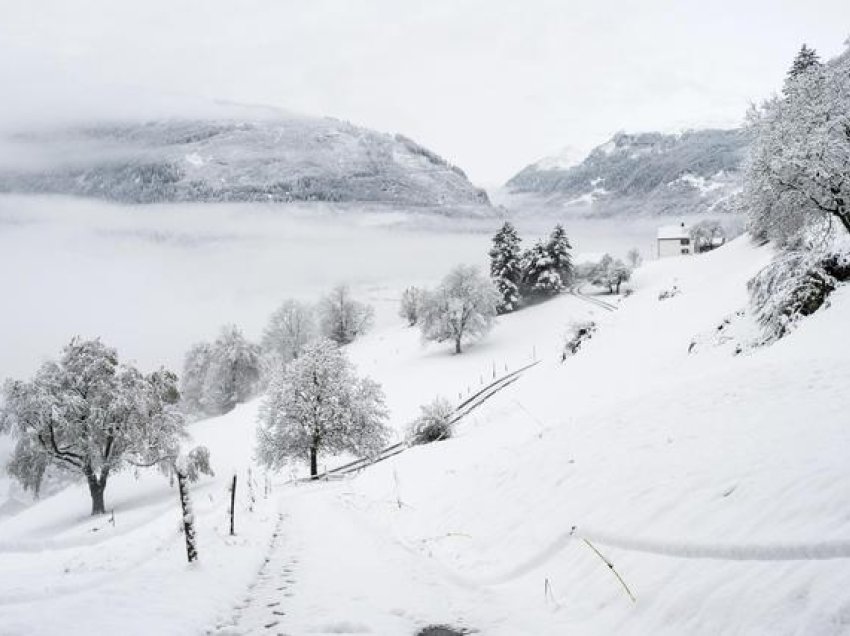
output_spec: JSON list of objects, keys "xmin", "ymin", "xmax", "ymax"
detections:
[
  {"xmin": 455, "ymin": 337, "xmax": 462, "ymax": 354},
  {"xmin": 310, "ymin": 445, "xmax": 318, "ymax": 477},
  {"xmin": 86, "ymin": 470, "xmax": 107, "ymax": 515}
]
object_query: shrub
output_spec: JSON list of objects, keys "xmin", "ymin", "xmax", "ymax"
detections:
[{"xmin": 408, "ymin": 397, "xmax": 456, "ymax": 445}]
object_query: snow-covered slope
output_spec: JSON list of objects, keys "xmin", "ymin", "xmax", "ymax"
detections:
[
  {"xmin": 2, "ymin": 238, "xmax": 849, "ymax": 634},
  {"xmin": 505, "ymin": 129, "xmax": 747, "ymax": 217},
  {"xmin": 0, "ymin": 118, "xmax": 492, "ymax": 211}
]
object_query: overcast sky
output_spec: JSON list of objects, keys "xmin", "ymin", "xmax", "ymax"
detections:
[{"xmin": 1, "ymin": 0, "xmax": 849, "ymax": 185}]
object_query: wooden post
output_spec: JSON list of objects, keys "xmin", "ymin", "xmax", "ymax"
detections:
[
  {"xmin": 229, "ymin": 474, "xmax": 237, "ymax": 536},
  {"xmin": 177, "ymin": 468, "xmax": 198, "ymax": 563}
]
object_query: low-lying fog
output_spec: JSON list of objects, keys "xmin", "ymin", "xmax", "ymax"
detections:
[{"xmin": 0, "ymin": 194, "xmax": 676, "ymax": 380}]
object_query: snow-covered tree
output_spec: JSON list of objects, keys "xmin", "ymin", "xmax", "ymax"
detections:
[
  {"xmin": 745, "ymin": 42, "xmax": 850, "ymax": 246},
  {"xmin": 626, "ymin": 247, "xmax": 643, "ymax": 268},
  {"xmin": 399, "ymin": 286, "xmax": 424, "ymax": 326},
  {"xmin": 318, "ymin": 284, "xmax": 375, "ymax": 345},
  {"xmin": 591, "ymin": 254, "xmax": 632, "ymax": 294},
  {"xmin": 420, "ymin": 265, "xmax": 500, "ymax": 354},
  {"xmin": 0, "ymin": 338, "xmax": 188, "ymax": 515},
  {"xmin": 489, "ymin": 221, "xmax": 523, "ymax": 313},
  {"xmin": 261, "ymin": 300, "xmax": 316, "ymax": 365},
  {"xmin": 201, "ymin": 325, "xmax": 261, "ymax": 415},
  {"xmin": 786, "ymin": 44, "xmax": 821, "ymax": 84},
  {"xmin": 256, "ymin": 339, "xmax": 388, "ymax": 477},
  {"xmin": 690, "ymin": 220, "xmax": 726, "ymax": 253},
  {"xmin": 546, "ymin": 224, "xmax": 574, "ymax": 287},
  {"xmin": 522, "ymin": 241, "xmax": 562, "ymax": 297},
  {"xmin": 180, "ymin": 342, "xmax": 212, "ymax": 414}
]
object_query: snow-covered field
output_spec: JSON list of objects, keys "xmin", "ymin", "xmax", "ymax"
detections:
[
  {"xmin": 1, "ymin": 221, "xmax": 848, "ymax": 634},
  {"xmin": 0, "ymin": 194, "xmax": 659, "ymax": 380}
]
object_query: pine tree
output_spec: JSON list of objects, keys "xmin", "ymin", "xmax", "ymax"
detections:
[
  {"xmin": 488, "ymin": 221, "xmax": 523, "ymax": 313},
  {"xmin": 546, "ymin": 224, "xmax": 574, "ymax": 287},
  {"xmin": 522, "ymin": 240, "xmax": 562, "ymax": 298},
  {"xmin": 787, "ymin": 44, "xmax": 821, "ymax": 80}
]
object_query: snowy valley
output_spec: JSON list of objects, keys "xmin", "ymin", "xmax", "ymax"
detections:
[
  {"xmin": 1, "ymin": 233, "xmax": 849, "ymax": 634},
  {"xmin": 2, "ymin": 7, "xmax": 850, "ymax": 635}
]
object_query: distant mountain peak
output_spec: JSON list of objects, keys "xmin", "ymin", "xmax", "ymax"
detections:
[{"xmin": 505, "ymin": 128, "xmax": 747, "ymax": 217}]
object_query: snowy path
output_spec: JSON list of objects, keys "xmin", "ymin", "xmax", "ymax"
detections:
[
  {"xmin": 214, "ymin": 484, "xmax": 498, "ymax": 635},
  {"xmin": 209, "ymin": 512, "xmax": 299, "ymax": 635}
]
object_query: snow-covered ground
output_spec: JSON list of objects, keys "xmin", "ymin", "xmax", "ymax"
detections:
[{"xmin": 2, "ymin": 212, "xmax": 848, "ymax": 633}]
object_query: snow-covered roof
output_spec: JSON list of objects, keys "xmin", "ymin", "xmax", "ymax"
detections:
[{"xmin": 657, "ymin": 224, "xmax": 690, "ymax": 240}]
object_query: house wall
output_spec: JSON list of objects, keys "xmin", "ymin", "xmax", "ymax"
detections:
[{"xmin": 658, "ymin": 238, "xmax": 693, "ymax": 258}]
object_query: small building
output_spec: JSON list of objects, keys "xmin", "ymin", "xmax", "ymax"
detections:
[{"xmin": 657, "ymin": 222, "xmax": 693, "ymax": 258}]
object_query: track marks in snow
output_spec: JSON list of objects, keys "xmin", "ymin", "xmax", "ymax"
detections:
[{"xmin": 210, "ymin": 512, "xmax": 299, "ymax": 635}]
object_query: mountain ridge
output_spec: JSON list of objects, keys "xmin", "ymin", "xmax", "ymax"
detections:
[{"xmin": 0, "ymin": 117, "xmax": 492, "ymax": 211}]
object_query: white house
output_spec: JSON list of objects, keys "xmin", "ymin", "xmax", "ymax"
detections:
[{"xmin": 657, "ymin": 222, "xmax": 693, "ymax": 258}]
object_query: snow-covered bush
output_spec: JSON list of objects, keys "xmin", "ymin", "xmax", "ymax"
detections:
[
  {"xmin": 562, "ymin": 321, "xmax": 597, "ymax": 360},
  {"xmin": 181, "ymin": 325, "xmax": 261, "ymax": 416},
  {"xmin": 658, "ymin": 285, "xmax": 681, "ymax": 301},
  {"xmin": 407, "ymin": 397, "xmax": 456, "ymax": 445},
  {"xmin": 0, "ymin": 338, "xmax": 188, "ymax": 515},
  {"xmin": 748, "ymin": 248, "xmax": 850, "ymax": 342},
  {"xmin": 399, "ymin": 286, "xmax": 424, "ymax": 326},
  {"xmin": 318, "ymin": 284, "xmax": 375, "ymax": 345},
  {"xmin": 420, "ymin": 265, "xmax": 500, "ymax": 354},
  {"xmin": 256, "ymin": 339, "xmax": 389, "ymax": 477}
]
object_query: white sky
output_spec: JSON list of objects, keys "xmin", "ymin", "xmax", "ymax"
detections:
[{"xmin": 1, "ymin": 0, "xmax": 849, "ymax": 185}]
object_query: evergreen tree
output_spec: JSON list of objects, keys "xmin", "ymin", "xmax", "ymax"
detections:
[
  {"xmin": 522, "ymin": 240, "xmax": 562, "ymax": 298},
  {"xmin": 787, "ymin": 44, "xmax": 821, "ymax": 81},
  {"xmin": 488, "ymin": 221, "xmax": 523, "ymax": 313},
  {"xmin": 546, "ymin": 224, "xmax": 574, "ymax": 287}
]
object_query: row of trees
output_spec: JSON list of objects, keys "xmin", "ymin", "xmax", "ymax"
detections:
[
  {"xmin": 489, "ymin": 222, "xmax": 574, "ymax": 313},
  {"xmin": 181, "ymin": 284, "xmax": 375, "ymax": 417},
  {"xmin": 744, "ymin": 42, "xmax": 850, "ymax": 339}
]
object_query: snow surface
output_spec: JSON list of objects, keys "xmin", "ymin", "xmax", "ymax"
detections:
[{"xmin": 2, "ymin": 230, "xmax": 849, "ymax": 634}]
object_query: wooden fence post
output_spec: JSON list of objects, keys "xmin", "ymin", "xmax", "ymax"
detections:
[{"xmin": 229, "ymin": 474, "xmax": 237, "ymax": 536}]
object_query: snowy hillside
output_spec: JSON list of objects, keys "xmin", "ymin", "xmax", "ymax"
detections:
[
  {"xmin": 505, "ymin": 129, "xmax": 747, "ymax": 217},
  {"xmin": 0, "ymin": 118, "xmax": 492, "ymax": 210},
  {"xmin": 2, "ymin": 237, "xmax": 849, "ymax": 634}
]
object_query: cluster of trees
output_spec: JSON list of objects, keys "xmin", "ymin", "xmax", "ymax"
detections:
[
  {"xmin": 745, "ymin": 43, "xmax": 850, "ymax": 246},
  {"xmin": 181, "ymin": 325, "xmax": 262, "ymax": 417},
  {"xmin": 181, "ymin": 284, "xmax": 375, "ymax": 417},
  {"xmin": 399, "ymin": 266, "xmax": 501, "ymax": 354},
  {"xmin": 575, "ymin": 254, "xmax": 633, "ymax": 294},
  {"xmin": 489, "ymin": 222, "xmax": 574, "ymax": 313},
  {"xmin": 744, "ymin": 42, "xmax": 850, "ymax": 339},
  {"xmin": 0, "ymin": 338, "xmax": 209, "ymax": 515}
]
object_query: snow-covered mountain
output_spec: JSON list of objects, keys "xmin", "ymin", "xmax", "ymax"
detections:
[
  {"xmin": 505, "ymin": 129, "xmax": 747, "ymax": 216},
  {"xmin": 0, "ymin": 118, "xmax": 492, "ymax": 210}
]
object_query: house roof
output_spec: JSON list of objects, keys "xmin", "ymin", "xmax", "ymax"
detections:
[{"xmin": 657, "ymin": 224, "xmax": 690, "ymax": 240}]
